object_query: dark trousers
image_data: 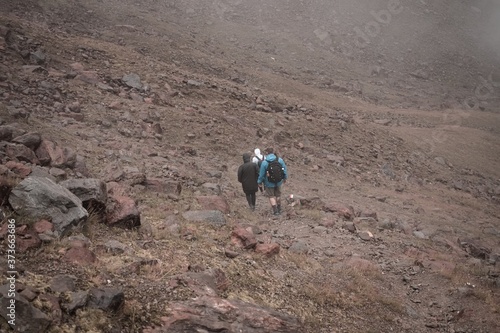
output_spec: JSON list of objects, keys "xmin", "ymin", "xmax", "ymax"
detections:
[{"xmin": 245, "ymin": 192, "xmax": 256, "ymax": 207}]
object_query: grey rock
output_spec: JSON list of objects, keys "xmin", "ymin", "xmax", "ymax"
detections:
[
  {"xmin": 182, "ymin": 210, "xmax": 226, "ymax": 226},
  {"xmin": 202, "ymin": 183, "xmax": 221, "ymax": 194},
  {"xmin": 374, "ymin": 119, "xmax": 391, "ymax": 126},
  {"xmin": 29, "ymin": 166, "xmax": 56, "ymax": 182},
  {"xmin": 288, "ymin": 241, "xmax": 309, "ymax": 254},
  {"xmin": 60, "ymin": 178, "xmax": 107, "ymax": 209},
  {"xmin": 434, "ymin": 156, "xmax": 446, "ymax": 165},
  {"xmin": 12, "ymin": 132, "xmax": 42, "ymax": 150},
  {"xmin": 358, "ymin": 230, "xmax": 374, "ymax": 241},
  {"xmin": 88, "ymin": 287, "xmax": 124, "ymax": 312},
  {"xmin": 30, "ymin": 49, "xmax": 47, "ymax": 64},
  {"xmin": 50, "ymin": 275, "xmax": 77, "ymax": 293},
  {"xmin": 313, "ymin": 226, "xmax": 328, "ymax": 234},
  {"xmin": 206, "ymin": 170, "xmax": 223, "ymax": 179},
  {"xmin": 0, "ymin": 284, "xmax": 51, "ymax": 333},
  {"xmin": 103, "ymin": 240, "xmax": 128, "ymax": 255},
  {"xmin": 49, "ymin": 167, "xmax": 67, "ymax": 180},
  {"xmin": 342, "ymin": 222, "xmax": 357, "ymax": 233},
  {"xmin": 65, "ymin": 290, "xmax": 89, "ymax": 314},
  {"xmin": 378, "ymin": 218, "xmax": 395, "ymax": 230},
  {"xmin": 97, "ymin": 82, "xmax": 114, "ymax": 92},
  {"xmin": 381, "ymin": 163, "xmax": 396, "ymax": 179},
  {"xmin": 187, "ymin": 79, "xmax": 202, "ymax": 87},
  {"xmin": 0, "ymin": 125, "xmax": 14, "ymax": 141},
  {"xmin": 122, "ymin": 73, "xmax": 143, "ymax": 89},
  {"xmin": 8, "ymin": 177, "xmax": 88, "ymax": 236},
  {"xmin": 413, "ymin": 231, "xmax": 428, "ymax": 239}
]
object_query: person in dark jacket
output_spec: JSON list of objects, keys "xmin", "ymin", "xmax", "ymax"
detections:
[{"xmin": 237, "ymin": 152, "xmax": 260, "ymax": 210}]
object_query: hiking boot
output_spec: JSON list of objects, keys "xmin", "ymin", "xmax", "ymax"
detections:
[
  {"xmin": 273, "ymin": 211, "xmax": 280, "ymax": 216},
  {"xmin": 277, "ymin": 204, "xmax": 282, "ymax": 214}
]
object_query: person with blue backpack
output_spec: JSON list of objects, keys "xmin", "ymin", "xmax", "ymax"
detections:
[{"xmin": 258, "ymin": 147, "xmax": 288, "ymax": 216}]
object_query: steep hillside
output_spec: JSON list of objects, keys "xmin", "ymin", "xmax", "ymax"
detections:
[{"xmin": 0, "ymin": 1, "xmax": 499, "ymax": 332}]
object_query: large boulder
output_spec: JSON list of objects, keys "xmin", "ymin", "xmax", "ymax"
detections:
[{"xmin": 8, "ymin": 177, "xmax": 88, "ymax": 236}]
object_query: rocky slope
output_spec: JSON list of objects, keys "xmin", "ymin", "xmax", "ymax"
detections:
[{"xmin": 0, "ymin": 1, "xmax": 499, "ymax": 332}]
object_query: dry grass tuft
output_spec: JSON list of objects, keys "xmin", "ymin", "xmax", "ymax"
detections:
[
  {"xmin": 74, "ymin": 308, "xmax": 112, "ymax": 333},
  {"xmin": 282, "ymin": 252, "xmax": 322, "ymax": 272},
  {"xmin": 300, "ymin": 208, "xmax": 324, "ymax": 222}
]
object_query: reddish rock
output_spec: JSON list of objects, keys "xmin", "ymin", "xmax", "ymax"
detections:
[
  {"xmin": 255, "ymin": 243, "xmax": 280, "ymax": 257},
  {"xmin": 63, "ymin": 247, "xmax": 97, "ymax": 265},
  {"xmin": 35, "ymin": 140, "xmax": 76, "ymax": 168},
  {"xmin": 109, "ymin": 101, "xmax": 122, "ymax": 110},
  {"xmin": 145, "ymin": 178, "xmax": 181, "ymax": 195},
  {"xmin": 319, "ymin": 217, "xmax": 335, "ymax": 228},
  {"xmin": 359, "ymin": 211, "xmax": 378, "ymax": 221},
  {"xmin": 5, "ymin": 161, "xmax": 31, "ymax": 177},
  {"xmin": 106, "ymin": 182, "xmax": 127, "ymax": 196},
  {"xmin": 76, "ymin": 71, "xmax": 99, "ymax": 84},
  {"xmin": 16, "ymin": 229, "xmax": 42, "ymax": 253},
  {"xmin": 34, "ymin": 219, "xmax": 54, "ymax": 234},
  {"xmin": 323, "ymin": 202, "xmax": 355, "ymax": 220},
  {"xmin": 231, "ymin": 227, "xmax": 257, "ymax": 249},
  {"xmin": 106, "ymin": 195, "xmax": 141, "ymax": 228},
  {"xmin": 70, "ymin": 62, "xmax": 84, "ymax": 72},
  {"xmin": 5, "ymin": 143, "xmax": 39, "ymax": 164},
  {"xmin": 196, "ymin": 195, "xmax": 230, "ymax": 214}
]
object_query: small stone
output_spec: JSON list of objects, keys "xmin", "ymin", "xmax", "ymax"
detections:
[
  {"xmin": 187, "ymin": 79, "xmax": 202, "ymax": 87},
  {"xmin": 413, "ymin": 231, "xmax": 427, "ymax": 239},
  {"xmin": 255, "ymin": 243, "xmax": 280, "ymax": 257},
  {"xmin": 224, "ymin": 249, "xmax": 239, "ymax": 258},
  {"xmin": 358, "ymin": 230, "xmax": 373, "ymax": 241},
  {"xmin": 342, "ymin": 222, "xmax": 357, "ymax": 233}
]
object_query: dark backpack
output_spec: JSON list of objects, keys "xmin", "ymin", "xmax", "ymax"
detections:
[{"xmin": 266, "ymin": 159, "xmax": 284, "ymax": 183}]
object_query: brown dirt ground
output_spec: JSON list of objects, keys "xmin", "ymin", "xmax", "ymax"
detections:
[{"xmin": 1, "ymin": 0, "xmax": 499, "ymax": 332}]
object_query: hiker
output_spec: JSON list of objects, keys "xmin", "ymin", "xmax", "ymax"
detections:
[
  {"xmin": 258, "ymin": 147, "xmax": 288, "ymax": 215},
  {"xmin": 252, "ymin": 148, "xmax": 264, "ymax": 167},
  {"xmin": 237, "ymin": 152, "xmax": 260, "ymax": 211}
]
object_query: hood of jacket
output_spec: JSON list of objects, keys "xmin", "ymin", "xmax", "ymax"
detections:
[
  {"xmin": 242, "ymin": 152, "xmax": 251, "ymax": 163},
  {"xmin": 265, "ymin": 153, "xmax": 277, "ymax": 162},
  {"xmin": 254, "ymin": 148, "xmax": 263, "ymax": 160}
]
